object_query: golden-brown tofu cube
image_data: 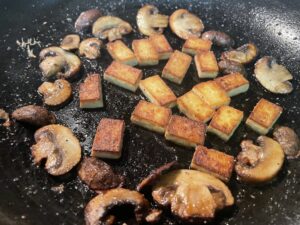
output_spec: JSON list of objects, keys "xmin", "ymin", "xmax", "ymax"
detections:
[
  {"xmin": 162, "ymin": 50, "xmax": 192, "ymax": 84},
  {"xmin": 192, "ymin": 80, "xmax": 231, "ymax": 109},
  {"xmin": 246, "ymin": 98, "xmax": 283, "ymax": 134},
  {"xmin": 131, "ymin": 100, "xmax": 172, "ymax": 134},
  {"xmin": 139, "ymin": 75, "xmax": 177, "ymax": 108},
  {"xmin": 132, "ymin": 39, "xmax": 159, "ymax": 66},
  {"xmin": 104, "ymin": 61, "xmax": 142, "ymax": 92},
  {"xmin": 190, "ymin": 145, "xmax": 235, "ymax": 182},
  {"xmin": 165, "ymin": 115, "xmax": 206, "ymax": 148},
  {"xmin": 79, "ymin": 74, "xmax": 103, "ymax": 108},
  {"xmin": 195, "ymin": 51, "xmax": 219, "ymax": 78},
  {"xmin": 208, "ymin": 106, "xmax": 244, "ymax": 141},
  {"xmin": 215, "ymin": 73, "xmax": 249, "ymax": 97},
  {"xmin": 182, "ymin": 38, "xmax": 212, "ymax": 55},
  {"xmin": 106, "ymin": 40, "xmax": 138, "ymax": 66},
  {"xmin": 177, "ymin": 91, "xmax": 215, "ymax": 123},
  {"xmin": 149, "ymin": 34, "xmax": 173, "ymax": 60},
  {"xmin": 91, "ymin": 118, "xmax": 125, "ymax": 159}
]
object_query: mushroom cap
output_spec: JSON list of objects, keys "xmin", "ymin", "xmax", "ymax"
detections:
[
  {"xmin": 60, "ymin": 34, "xmax": 80, "ymax": 51},
  {"xmin": 169, "ymin": 9, "xmax": 204, "ymax": 40},
  {"xmin": 79, "ymin": 38, "xmax": 102, "ymax": 59},
  {"xmin": 75, "ymin": 9, "xmax": 101, "ymax": 32},
  {"xmin": 222, "ymin": 43, "xmax": 258, "ymax": 64},
  {"xmin": 202, "ymin": 30, "xmax": 234, "ymax": 48},
  {"xmin": 31, "ymin": 124, "xmax": 81, "ymax": 176}
]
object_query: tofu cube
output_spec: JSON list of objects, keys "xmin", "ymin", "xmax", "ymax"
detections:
[
  {"xmin": 79, "ymin": 74, "xmax": 103, "ymax": 108},
  {"xmin": 149, "ymin": 34, "xmax": 173, "ymax": 60},
  {"xmin": 131, "ymin": 100, "xmax": 172, "ymax": 134},
  {"xmin": 208, "ymin": 106, "xmax": 244, "ymax": 141},
  {"xmin": 215, "ymin": 73, "xmax": 249, "ymax": 97},
  {"xmin": 104, "ymin": 61, "xmax": 142, "ymax": 92},
  {"xmin": 132, "ymin": 39, "xmax": 159, "ymax": 66},
  {"xmin": 165, "ymin": 115, "xmax": 206, "ymax": 148},
  {"xmin": 106, "ymin": 40, "xmax": 138, "ymax": 66},
  {"xmin": 246, "ymin": 98, "xmax": 283, "ymax": 134},
  {"xmin": 91, "ymin": 118, "xmax": 125, "ymax": 159},
  {"xmin": 177, "ymin": 91, "xmax": 215, "ymax": 123},
  {"xmin": 139, "ymin": 75, "xmax": 177, "ymax": 108},
  {"xmin": 162, "ymin": 50, "xmax": 192, "ymax": 84},
  {"xmin": 192, "ymin": 81, "xmax": 231, "ymax": 109},
  {"xmin": 190, "ymin": 145, "xmax": 235, "ymax": 182},
  {"xmin": 182, "ymin": 38, "xmax": 212, "ymax": 55},
  {"xmin": 195, "ymin": 51, "xmax": 219, "ymax": 78}
]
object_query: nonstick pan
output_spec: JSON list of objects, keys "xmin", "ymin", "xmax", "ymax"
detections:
[{"xmin": 0, "ymin": 0, "xmax": 299, "ymax": 224}]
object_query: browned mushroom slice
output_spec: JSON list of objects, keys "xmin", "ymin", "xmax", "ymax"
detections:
[
  {"xmin": 0, "ymin": 109, "xmax": 10, "ymax": 127},
  {"xmin": 202, "ymin": 30, "xmax": 234, "ymax": 48},
  {"xmin": 218, "ymin": 59, "xmax": 246, "ymax": 75},
  {"xmin": 222, "ymin": 43, "xmax": 258, "ymax": 64},
  {"xmin": 145, "ymin": 209, "xmax": 163, "ymax": 223},
  {"xmin": 79, "ymin": 38, "xmax": 102, "ymax": 59},
  {"xmin": 84, "ymin": 188, "xmax": 150, "ymax": 225},
  {"xmin": 75, "ymin": 9, "xmax": 101, "ymax": 32},
  {"xmin": 31, "ymin": 124, "xmax": 81, "ymax": 176},
  {"xmin": 235, "ymin": 136, "xmax": 284, "ymax": 183},
  {"xmin": 60, "ymin": 34, "xmax": 80, "ymax": 51},
  {"xmin": 12, "ymin": 105, "xmax": 56, "ymax": 127}
]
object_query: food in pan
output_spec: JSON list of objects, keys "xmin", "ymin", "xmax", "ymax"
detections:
[
  {"xmin": 75, "ymin": 9, "xmax": 101, "ymax": 32},
  {"xmin": 79, "ymin": 38, "xmax": 102, "ymax": 59},
  {"xmin": 130, "ymin": 100, "xmax": 172, "ymax": 134},
  {"xmin": 149, "ymin": 34, "xmax": 173, "ymax": 60},
  {"xmin": 182, "ymin": 38, "xmax": 212, "ymax": 55},
  {"xmin": 218, "ymin": 59, "xmax": 246, "ymax": 75},
  {"xmin": 194, "ymin": 50, "xmax": 219, "ymax": 78},
  {"xmin": 221, "ymin": 43, "xmax": 258, "ymax": 64},
  {"xmin": 60, "ymin": 34, "xmax": 80, "ymax": 51},
  {"xmin": 162, "ymin": 50, "xmax": 192, "ymax": 84},
  {"xmin": 91, "ymin": 118, "xmax": 125, "ymax": 159},
  {"xmin": 132, "ymin": 39, "xmax": 159, "ymax": 66},
  {"xmin": 104, "ymin": 61, "xmax": 142, "ymax": 92},
  {"xmin": 79, "ymin": 74, "xmax": 103, "ymax": 108},
  {"xmin": 201, "ymin": 30, "xmax": 234, "ymax": 48},
  {"xmin": 0, "ymin": 109, "xmax": 10, "ymax": 126}
]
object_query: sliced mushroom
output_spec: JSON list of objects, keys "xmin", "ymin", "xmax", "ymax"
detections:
[
  {"xmin": 222, "ymin": 43, "xmax": 258, "ymax": 64},
  {"xmin": 60, "ymin": 34, "xmax": 80, "ymax": 51},
  {"xmin": 38, "ymin": 79, "xmax": 72, "ymax": 107},
  {"xmin": 136, "ymin": 5, "xmax": 169, "ymax": 36},
  {"xmin": 254, "ymin": 56, "xmax": 293, "ymax": 94},
  {"xmin": 169, "ymin": 9, "xmax": 204, "ymax": 40},
  {"xmin": 75, "ymin": 9, "xmax": 101, "ymax": 32},
  {"xmin": 145, "ymin": 209, "xmax": 163, "ymax": 224},
  {"xmin": 84, "ymin": 188, "xmax": 150, "ymax": 225},
  {"xmin": 12, "ymin": 105, "xmax": 56, "ymax": 127},
  {"xmin": 92, "ymin": 16, "xmax": 132, "ymax": 42},
  {"xmin": 218, "ymin": 59, "xmax": 246, "ymax": 75},
  {"xmin": 235, "ymin": 136, "xmax": 284, "ymax": 183},
  {"xmin": 31, "ymin": 124, "xmax": 81, "ymax": 176},
  {"xmin": 273, "ymin": 126, "xmax": 300, "ymax": 159},
  {"xmin": 79, "ymin": 38, "xmax": 102, "ymax": 59},
  {"xmin": 202, "ymin": 30, "xmax": 234, "ymax": 48},
  {"xmin": 0, "ymin": 109, "xmax": 10, "ymax": 127},
  {"xmin": 39, "ymin": 46, "xmax": 81, "ymax": 80}
]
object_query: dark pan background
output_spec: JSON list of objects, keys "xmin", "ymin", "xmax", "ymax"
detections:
[{"xmin": 0, "ymin": 0, "xmax": 299, "ymax": 225}]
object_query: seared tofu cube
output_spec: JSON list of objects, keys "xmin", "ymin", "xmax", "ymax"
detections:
[
  {"xmin": 79, "ymin": 74, "xmax": 103, "ymax": 108},
  {"xmin": 104, "ymin": 61, "xmax": 142, "ymax": 92},
  {"xmin": 149, "ymin": 34, "xmax": 173, "ymax": 60},
  {"xmin": 195, "ymin": 51, "xmax": 219, "ymax": 78},
  {"xmin": 215, "ymin": 73, "xmax": 249, "ymax": 97},
  {"xmin": 182, "ymin": 38, "xmax": 212, "ymax": 55},
  {"xmin": 106, "ymin": 40, "xmax": 138, "ymax": 66},
  {"xmin": 91, "ymin": 118, "xmax": 125, "ymax": 159},
  {"xmin": 192, "ymin": 80, "xmax": 230, "ymax": 109},
  {"xmin": 246, "ymin": 98, "xmax": 283, "ymax": 134},
  {"xmin": 208, "ymin": 106, "xmax": 244, "ymax": 141},
  {"xmin": 131, "ymin": 100, "xmax": 172, "ymax": 134},
  {"xmin": 165, "ymin": 115, "xmax": 206, "ymax": 148},
  {"xmin": 132, "ymin": 39, "xmax": 159, "ymax": 66},
  {"xmin": 190, "ymin": 145, "xmax": 235, "ymax": 182},
  {"xmin": 162, "ymin": 50, "xmax": 192, "ymax": 84},
  {"xmin": 139, "ymin": 75, "xmax": 177, "ymax": 108},
  {"xmin": 177, "ymin": 91, "xmax": 215, "ymax": 123}
]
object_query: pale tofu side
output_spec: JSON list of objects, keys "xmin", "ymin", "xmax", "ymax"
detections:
[
  {"xmin": 182, "ymin": 38, "xmax": 212, "ymax": 55},
  {"xmin": 149, "ymin": 34, "xmax": 173, "ymax": 60},
  {"xmin": 195, "ymin": 51, "xmax": 219, "ymax": 78},
  {"xmin": 132, "ymin": 39, "xmax": 159, "ymax": 66},
  {"xmin": 139, "ymin": 75, "xmax": 177, "ymax": 108},
  {"xmin": 162, "ymin": 50, "xmax": 192, "ymax": 84},
  {"xmin": 104, "ymin": 61, "xmax": 142, "ymax": 92},
  {"xmin": 106, "ymin": 40, "xmax": 138, "ymax": 66},
  {"xmin": 215, "ymin": 73, "xmax": 249, "ymax": 97},
  {"xmin": 177, "ymin": 91, "xmax": 215, "ymax": 123},
  {"xmin": 130, "ymin": 100, "xmax": 172, "ymax": 134},
  {"xmin": 208, "ymin": 106, "xmax": 244, "ymax": 141},
  {"xmin": 246, "ymin": 98, "xmax": 283, "ymax": 135}
]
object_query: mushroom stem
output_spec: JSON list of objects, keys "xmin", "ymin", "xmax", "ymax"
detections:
[{"xmin": 150, "ymin": 15, "xmax": 169, "ymax": 27}]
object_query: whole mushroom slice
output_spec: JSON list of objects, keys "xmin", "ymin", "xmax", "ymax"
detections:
[
  {"xmin": 39, "ymin": 46, "xmax": 81, "ymax": 80},
  {"xmin": 79, "ymin": 38, "xmax": 102, "ymax": 59},
  {"xmin": 222, "ymin": 43, "xmax": 258, "ymax": 64},
  {"xmin": 202, "ymin": 30, "xmax": 234, "ymax": 48},
  {"xmin": 38, "ymin": 79, "xmax": 72, "ymax": 107},
  {"xmin": 92, "ymin": 16, "xmax": 132, "ymax": 42},
  {"xmin": 136, "ymin": 4, "xmax": 169, "ymax": 36},
  {"xmin": 31, "ymin": 124, "xmax": 81, "ymax": 176},
  {"xmin": 84, "ymin": 188, "xmax": 150, "ymax": 225},
  {"xmin": 75, "ymin": 9, "xmax": 101, "ymax": 32},
  {"xmin": 218, "ymin": 59, "xmax": 246, "ymax": 75},
  {"xmin": 60, "ymin": 34, "xmax": 80, "ymax": 51},
  {"xmin": 235, "ymin": 136, "xmax": 284, "ymax": 183},
  {"xmin": 169, "ymin": 9, "xmax": 204, "ymax": 40},
  {"xmin": 12, "ymin": 105, "xmax": 56, "ymax": 127},
  {"xmin": 254, "ymin": 56, "xmax": 293, "ymax": 94}
]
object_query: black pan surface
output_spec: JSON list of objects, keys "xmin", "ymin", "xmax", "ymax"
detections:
[{"xmin": 0, "ymin": 0, "xmax": 299, "ymax": 224}]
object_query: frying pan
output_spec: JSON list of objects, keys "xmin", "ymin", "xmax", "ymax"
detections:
[{"xmin": 0, "ymin": 0, "xmax": 299, "ymax": 224}]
